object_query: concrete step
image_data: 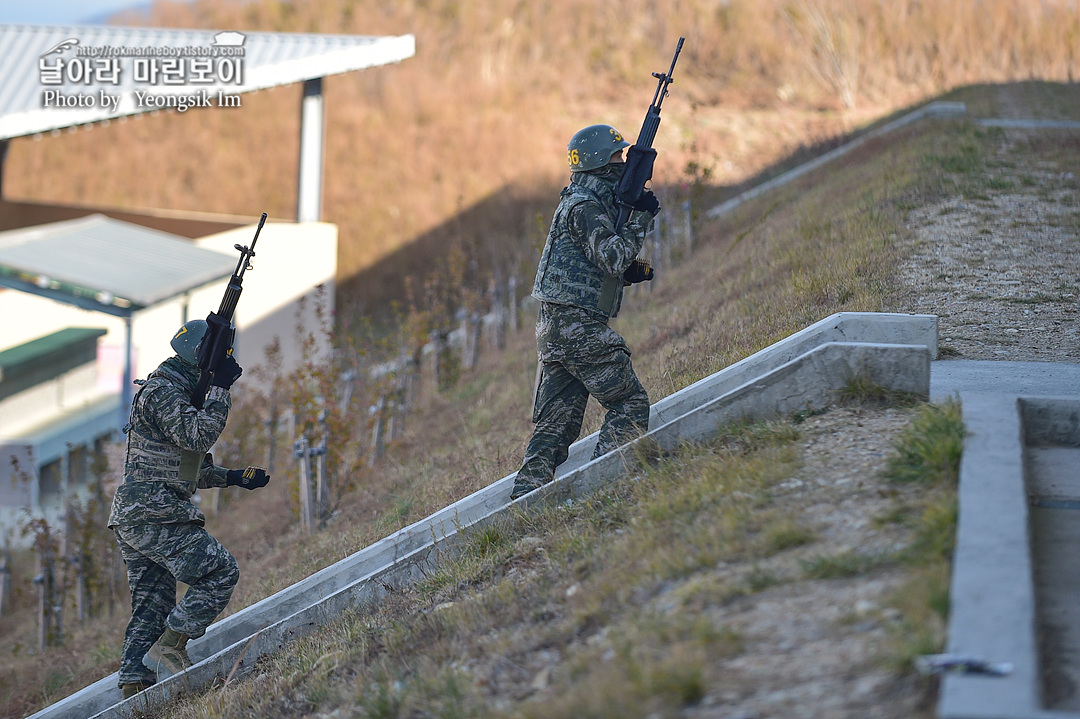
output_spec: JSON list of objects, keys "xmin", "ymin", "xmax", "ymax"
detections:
[{"xmin": 27, "ymin": 311, "xmax": 937, "ymax": 719}]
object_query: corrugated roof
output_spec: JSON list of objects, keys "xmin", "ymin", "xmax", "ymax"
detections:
[
  {"xmin": 0, "ymin": 24, "xmax": 415, "ymax": 140},
  {"xmin": 0, "ymin": 214, "xmax": 235, "ymax": 314}
]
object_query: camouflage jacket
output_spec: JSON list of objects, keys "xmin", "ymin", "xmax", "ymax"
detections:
[
  {"xmin": 532, "ymin": 165, "xmax": 652, "ymax": 319},
  {"xmin": 107, "ymin": 356, "xmax": 231, "ymax": 528}
]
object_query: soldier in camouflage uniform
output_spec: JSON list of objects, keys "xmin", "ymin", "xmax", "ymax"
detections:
[
  {"xmin": 108, "ymin": 319, "xmax": 270, "ymax": 698},
  {"xmin": 511, "ymin": 124, "xmax": 662, "ymax": 499}
]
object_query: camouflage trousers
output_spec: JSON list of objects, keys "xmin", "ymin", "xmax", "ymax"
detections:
[
  {"xmin": 514, "ymin": 304, "xmax": 649, "ymax": 498},
  {"xmin": 114, "ymin": 522, "xmax": 239, "ymax": 685}
]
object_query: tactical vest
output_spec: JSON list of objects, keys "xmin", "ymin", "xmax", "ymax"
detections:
[
  {"xmin": 123, "ymin": 428, "xmax": 202, "ymax": 500},
  {"xmin": 532, "ymin": 177, "xmax": 624, "ymax": 319},
  {"xmin": 123, "ymin": 374, "xmax": 203, "ymax": 499}
]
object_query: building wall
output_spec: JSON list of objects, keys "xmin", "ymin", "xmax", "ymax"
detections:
[
  {"xmin": 0, "ymin": 362, "xmax": 102, "ymax": 438},
  {"xmin": 194, "ymin": 221, "xmax": 337, "ymax": 383}
]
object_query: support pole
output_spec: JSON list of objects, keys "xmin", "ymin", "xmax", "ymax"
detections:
[
  {"xmin": 121, "ymin": 315, "xmax": 134, "ymax": 429},
  {"xmin": 0, "ymin": 139, "xmax": 8, "ymax": 199},
  {"xmin": 297, "ymin": 77, "xmax": 325, "ymax": 223}
]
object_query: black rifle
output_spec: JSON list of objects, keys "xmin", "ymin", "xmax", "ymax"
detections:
[
  {"xmin": 192, "ymin": 212, "xmax": 267, "ymax": 409},
  {"xmin": 614, "ymin": 37, "xmax": 685, "ymax": 232}
]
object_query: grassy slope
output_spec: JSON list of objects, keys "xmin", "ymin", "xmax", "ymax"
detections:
[
  {"xmin": 146, "ymin": 102, "xmax": 997, "ymax": 718},
  {"xmin": 0, "ymin": 78, "xmax": 1073, "ymax": 718}
]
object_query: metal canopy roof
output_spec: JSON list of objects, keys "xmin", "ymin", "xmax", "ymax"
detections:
[
  {"xmin": 0, "ymin": 24, "xmax": 415, "ymax": 140},
  {"xmin": 0, "ymin": 214, "xmax": 235, "ymax": 316}
]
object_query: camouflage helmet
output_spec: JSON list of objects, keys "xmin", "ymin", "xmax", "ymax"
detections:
[
  {"xmin": 567, "ymin": 124, "xmax": 630, "ymax": 172},
  {"xmin": 170, "ymin": 319, "xmax": 208, "ymax": 365}
]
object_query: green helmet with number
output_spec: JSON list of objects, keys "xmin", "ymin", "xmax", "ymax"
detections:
[
  {"xmin": 170, "ymin": 319, "xmax": 208, "ymax": 365},
  {"xmin": 567, "ymin": 124, "xmax": 630, "ymax": 172}
]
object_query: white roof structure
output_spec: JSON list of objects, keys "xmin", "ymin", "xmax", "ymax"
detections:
[
  {"xmin": 0, "ymin": 23, "xmax": 415, "ymax": 140},
  {"xmin": 0, "ymin": 214, "xmax": 235, "ymax": 316}
]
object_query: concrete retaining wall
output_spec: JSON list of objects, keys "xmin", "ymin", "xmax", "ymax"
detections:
[
  {"xmin": 563, "ymin": 311, "xmax": 936, "ymax": 474},
  {"xmin": 1020, "ymin": 398, "xmax": 1080, "ymax": 447},
  {"xmin": 939, "ymin": 394, "xmax": 1046, "ymax": 719},
  {"xmin": 940, "ymin": 396, "xmax": 1080, "ymax": 719},
  {"xmin": 28, "ymin": 312, "xmax": 936, "ymax": 719}
]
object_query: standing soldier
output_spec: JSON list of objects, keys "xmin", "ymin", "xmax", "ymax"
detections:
[
  {"xmin": 512, "ymin": 124, "xmax": 662, "ymax": 499},
  {"xmin": 108, "ymin": 320, "xmax": 270, "ymax": 699}
]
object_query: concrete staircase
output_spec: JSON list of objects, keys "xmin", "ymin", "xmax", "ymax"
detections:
[{"xmin": 27, "ymin": 311, "xmax": 937, "ymax": 719}]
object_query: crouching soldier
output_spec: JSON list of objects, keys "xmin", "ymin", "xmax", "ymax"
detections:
[{"xmin": 108, "ymin": 319, "xmax": 270, "ymax": 699}]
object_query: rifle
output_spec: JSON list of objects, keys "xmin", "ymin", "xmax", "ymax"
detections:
[
  {"xmin": 614, "ymin": 37, "xmax": 685, "ymax": 232},
  {"xmin": 192, "ymin": 212, "xmax": 267, "ymax": 409}
]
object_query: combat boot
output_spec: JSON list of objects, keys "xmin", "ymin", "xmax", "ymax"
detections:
[
  {"xmin": 120, "ymin": 679, "xmax": 155, "ymax": 699},
  {"xmin": 511, "ymin": 474, "xmax": 544, "ymax": 500},
  {"xmin": 146, "ymin": 627, "xmax": 192, "ymax": 675}
]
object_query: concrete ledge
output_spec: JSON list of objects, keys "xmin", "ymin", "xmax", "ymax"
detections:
[
  {"xmin": 534, "ymin": 341, "xmax": 930, "ymax": 506},
  {"xmin": 705, "ymin": 101, "xmax": 967, "ymax": 220},
  {"xmin": 975, "ymin": 119, "xmax": 1080, "ymax": 131},
  {"xmin": 562, "ymin": 311, "xmax": 937, "ymax": 472},
  {"xmin": 1020, "ymin": 398, "xmax": 1080, "ymax": 447},
  {"xmin": 29, "ymin": 315, "xmax": 934, "ymax": 719},
  {"xmin": 939, "ymin": 394, "xmax": 1047, "ymax": 719}
]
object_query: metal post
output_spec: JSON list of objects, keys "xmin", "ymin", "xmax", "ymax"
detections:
[
  {"xmin": 121, "ymin": 315, "xmax": 134, "ymax": 429},
  {"xmin": 314, "ymin": 410, "xmax": 328, "ymax": 519},
  {"xmin": 0, "ymin": 550, "xmax": 11, "ymax": 619},
  {"xmin": 35, "ymin": 547, "xmax": 61, "ymax": 649},
  {"xmin": 74, "ymin": 554, "xmax": 88, "ymax": 623},
  {"xmin": 35, "ymin": 557, "xmax": 47, "ymax": 651},
  {"xmin": 508, "ymin": 275, "xmax": 519, "ymax": 334},
  {"xmin": 389, "ymin": 370, "xmax": 407, "ymax": 442},
  {"xmin": 294, "ymin": 435, "xmax": 313, "ymax": 534},
  {"xmin": 466, "ymin": 312, "xmax": 482, "ymax": 370},
  {"xmin": 315, "ymin": 441, "xmax": 328, "ymax": 520},
  {"xmin": 654, "ymin": 214, "xmax": 667, "ymax": 291},
  {"xmin": 369, "ymin": 396, "xmax": 386, "ymax": 466},
  {"xmin": 297, "ymin": 77, "xmax": 325, "ymax": 222},
  {"xmin": 682, "ymin": 199, "xmax": 693, "ymax": 257}
]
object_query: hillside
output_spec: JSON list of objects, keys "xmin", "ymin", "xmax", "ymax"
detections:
[
  {"xmin": 0, "ymin": 0, "xmax": 1078, "ymax": 713},
  {"xmin": 2, "ymin": 79, "xmax": 1078, "ymax": 717},
  {"xmin": 149, "ymin": 82, "xmax": 1079, "ymax": 719}
]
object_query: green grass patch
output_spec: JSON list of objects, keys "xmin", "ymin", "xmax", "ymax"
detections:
[
  {"xmin": 877, "ymin": 401, "xmax": 964, "ymax": 672},
  {"xmin": 882, "ymin": 398, "xmax": 965, "ymax": 485},
  {"xmin": 799, "ymin": 550, "xmax": 895, "ymax": 579},
  {"xmin": 762, "ymin": 515, "xmax": 816, "ymax": 554},
  {"xmin": 838, "ymin": 373, "xmax": 923, "ymax": 407}
]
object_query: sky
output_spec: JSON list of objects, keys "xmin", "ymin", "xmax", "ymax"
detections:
[{"xmin": 0, "ymin": 0, "xmax": 154, "ymax": 25}]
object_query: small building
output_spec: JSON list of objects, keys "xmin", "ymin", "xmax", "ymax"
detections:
[
  {"xmin": 0, "ymin": 213, "xmax": 338, "ymax": 536},
  {"xmin": 0, "ymin": 22, "xmax": 414, "ymax": 542}
]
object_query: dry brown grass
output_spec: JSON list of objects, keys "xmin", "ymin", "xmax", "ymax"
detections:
[{"xmin": 3, "ymin": 0, "xmax": 1078, "ymax": 296}]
